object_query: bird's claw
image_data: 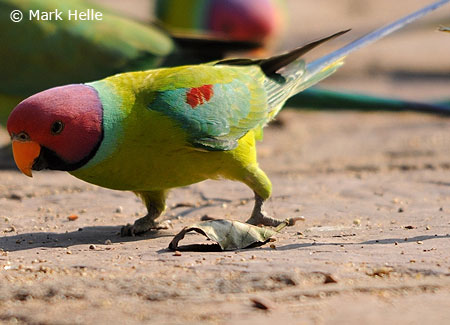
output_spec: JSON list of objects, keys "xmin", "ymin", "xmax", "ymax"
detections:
[
  {"xmin": 120, "ymin": 223, "xmax": 139, "ymax": 237},
  {"xmin": 120, "ymin": 220, "xmax": 170, "ymax": 237},
  {"xmin": 246, "ymin": 211, "xmax": 300, "ymax": 227}
]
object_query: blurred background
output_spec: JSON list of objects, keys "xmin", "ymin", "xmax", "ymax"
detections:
[{"xmin": 1, "ymin": 0, "xmax": 450, "ymax": 154}]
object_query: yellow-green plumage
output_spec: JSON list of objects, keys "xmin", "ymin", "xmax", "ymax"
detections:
[{"xmin": 71, "ymin": 65, "xmax": 272, "ymax": 199}]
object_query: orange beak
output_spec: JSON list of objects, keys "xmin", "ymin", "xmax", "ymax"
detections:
[{"xmin": 11, "ymin": 141, "xmax": 41, "ymax": 177}]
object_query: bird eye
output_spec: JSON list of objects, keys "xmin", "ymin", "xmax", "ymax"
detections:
[
  {"xmin": 51, "ymin": 121, "xmax": 64, "ymax": 135},
  {"xmin": 14, "ymin": 132, "xmax": 29, "ymax": 141}
]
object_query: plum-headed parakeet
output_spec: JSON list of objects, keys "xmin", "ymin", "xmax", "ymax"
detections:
[{"xmin": 6, "ymin": 0, "xmax": 449, "ymax": 235}]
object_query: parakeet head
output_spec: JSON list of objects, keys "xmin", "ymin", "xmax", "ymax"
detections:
[
  {"xmin": 155, "ymin": 0, "xmax": 283, "ymax": 43},
  {"xmin": 207, "ymin": 0, "xmax": 280, "ymax": 42},
  {"xmin": 7, "ymin": 84, "xmax": 103, "ymax": 177}
]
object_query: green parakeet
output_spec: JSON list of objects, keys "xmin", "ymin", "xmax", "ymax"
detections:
[
  {"xmin": 0, "ymin": 0, "xmax": 175, "ymax": 125},
  {"xmin": 6, "ymin": 0, "xmax": 449, "ymax": 235}
]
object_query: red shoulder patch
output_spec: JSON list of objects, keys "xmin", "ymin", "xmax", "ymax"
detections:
[{"xmin": 186, "ymin": 85, "xmax": 214, "ymax": 108}]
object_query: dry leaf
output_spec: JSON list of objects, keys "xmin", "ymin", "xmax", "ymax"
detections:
[{"xmin": 169, "ymin": 219, "xmax": 287, "ymax": 251}]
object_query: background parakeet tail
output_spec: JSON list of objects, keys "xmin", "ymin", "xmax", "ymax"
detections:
[{"xmin": 289, "ymin": 88, "xmax": 450, "ymax": 115}]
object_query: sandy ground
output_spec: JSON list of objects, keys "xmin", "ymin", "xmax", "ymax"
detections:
[
  {"xmin": 1, "ymin": 0, "xmax": 450, "ymax": 324},
  {"xmin": 1, "ymin": 109, "xmax": 450, "ymax": 324}
]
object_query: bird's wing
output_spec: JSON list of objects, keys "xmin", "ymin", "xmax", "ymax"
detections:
[{"xmin": 145, "ymin": 65, "xmax": 269, "ymax": 151}]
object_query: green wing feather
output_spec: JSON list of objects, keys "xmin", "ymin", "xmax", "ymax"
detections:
[{"xmin": 145, "ymin": 65, "xmax": 268, "ymax": 151}]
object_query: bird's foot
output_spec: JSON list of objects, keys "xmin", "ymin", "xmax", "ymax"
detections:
[
  {"xmin": 246, "ymin": 210, "xmax": 300, "ymax": 227},
  {"xmin": 120, "ymin": 218, "xmax": 170, "ymax": 237}
]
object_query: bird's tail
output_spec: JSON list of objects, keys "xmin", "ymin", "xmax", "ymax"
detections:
[{"xmin": 264, "ymin": 0, "xmax": 450, "ymax": 119}]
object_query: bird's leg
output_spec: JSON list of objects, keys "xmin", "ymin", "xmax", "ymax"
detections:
[
  {"xmin": 239, "ymin": 165, "xmax": 299, "ymax": 227},
  {"xmin": 120, "ymin": 205, "xmax": 163, "ymax": 236},
  {"xmin": 245, "ymin": 193, "xmax": 298, "ymax": 227},
  {"xmin": 121, "ymin": 190, "xmax": 168, "ymax": 236}
]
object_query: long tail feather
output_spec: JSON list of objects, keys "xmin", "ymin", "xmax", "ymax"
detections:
[
  {"xmin": 262, "ymin": 0, "xmax": 449, "ymax": 123},
  {"xmin": 305, "ymin": 0, "xmax": 450, "ymax": 80}
]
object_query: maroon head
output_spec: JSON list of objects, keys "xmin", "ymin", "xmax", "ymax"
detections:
[
  {"xmin": 7, "ymin": 84, "xmax": 103, "ymax": 176},
  {"xmin": 208, "ymin": 0, "xmax": 281, "ymax": 42}
]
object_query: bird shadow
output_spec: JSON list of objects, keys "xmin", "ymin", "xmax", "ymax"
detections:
[
  {"xmin": 3, "ymin": 227, "xmax": 449, "ymax": 254},
  {"xmin": 0, "ymin": 226, "xmax": 173, "ymax": 252},
  {"xmin": 426, "ymin": 180, "xmax": 450, "ymax": 187},
  {"xmin": 0, "ymin": 143, "xmax": 15, "ymax": 169}
]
